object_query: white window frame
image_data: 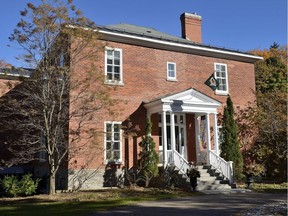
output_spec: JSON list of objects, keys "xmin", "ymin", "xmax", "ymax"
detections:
[
  {"xmin": 104, "ymin": 121, "xmax": 122, "ymax": 164},
  {"xmin": 214, "ymin": 63, "xmax": 229, "ymax": 95},
  {"xmin": 105, "ymin": 47, "xmax": 123, "ymax": 85},
  {"xmin": 167, "ymin": 62, "xmax": 177, "ymax": 81}
]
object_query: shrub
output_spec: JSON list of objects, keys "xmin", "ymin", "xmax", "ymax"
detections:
[
  {"xmin": 1, "ymin": 175, "xmax": 19, "ymax": 197},
  {"xmin": 1, "ymin": 174, "xmax": 39, "ymax": 197},
  {"xmin": 18, "ymin": 174, "xmax": 40, "ymax": 196}
]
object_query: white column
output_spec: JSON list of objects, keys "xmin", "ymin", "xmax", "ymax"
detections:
[
  {"xmin": 206, "ymin": 113, "xmax": 211, "ymax": 164},
  {"xmin": 170, "ymin": 112, "xmax": 175, "ymax": 163},
  {"xmin": 213, "ymin": 113, "xmax": 219, "ymax": 156},
  {"xmin": 162, "ymin": 111, "xmax": 167, "ymax": 166}
]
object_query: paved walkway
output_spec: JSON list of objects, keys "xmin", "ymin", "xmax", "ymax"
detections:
[{"xmin": 90, "ymin": 192, "xmax": 287, "ymax": 216}]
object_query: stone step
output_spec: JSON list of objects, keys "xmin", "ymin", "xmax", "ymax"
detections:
[{"xmin": 184, "ymin": 164, "xmax": 233, "ymax": 191}]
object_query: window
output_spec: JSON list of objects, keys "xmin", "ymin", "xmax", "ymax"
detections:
[
  {"xmin": 105, "ymin": 48, "xmax": 123, "ymax": 84},
  {"xmin": 214, "ymin": 63, "xmax": 228, "ymax": 95},
  {"xmin": 167, "ymin": 62, "xmax": 177, "ymax": 81},
  {"xmin": 104, "ymin": 122, "xmax": 122, "ymax": 163},
  {"xmin": 39, "ymin": 131, "xmax": 47, "ymax": 162}
]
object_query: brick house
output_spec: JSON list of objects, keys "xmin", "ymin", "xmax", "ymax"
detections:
[
  {"xmin": 0, "ymin": 12, "xmax": 262, "ymax": 190},
  {"xmin": 66, "ymin": 12, "xmax": 261, "ymax": 189}
]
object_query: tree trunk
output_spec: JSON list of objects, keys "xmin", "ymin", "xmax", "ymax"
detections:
[{"xmin": 49, "ymin": 174, "xmax": 56, "ymax": 195}]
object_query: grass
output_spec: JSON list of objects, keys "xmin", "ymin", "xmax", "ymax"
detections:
[
  {"xmin": 0, "ymin": 183, "xmax": 286, "ymax": 216},
  {"xmin": 237, "ymin": 182, "xmax": 287, "ymax": 193},
  {"xmin": 0, "ymin": 187, "xmax": 194, "ymax": 216}
]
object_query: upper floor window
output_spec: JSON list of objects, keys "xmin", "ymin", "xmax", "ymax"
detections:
[
  {"xmin": 167, "ymin": 62, "xmax": 177, "ymax": 81},
  {"xmin": 214, "ymin": 63, "xmax": 228, "ymax": 95},
  {"xmin": 105, "ymin": 47, "xmax": 123, "ymax": 84},
  {"xmin": 104, "ymin": 121, "xmax": 122, "ymax": 164}
]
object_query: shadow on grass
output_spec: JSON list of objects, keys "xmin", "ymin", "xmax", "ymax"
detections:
[
  {"xmin": 0, "ymin": 193, "xmax": 195, "ymax": 216},
  {"xmin": 0, "ymin": 198, "xmax": 135, "ymax": 216}
]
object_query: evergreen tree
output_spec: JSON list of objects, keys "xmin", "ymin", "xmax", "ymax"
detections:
[
  {"xmin": 138, "ymin": 117, "xmax": 159, "ymax": 187},
  {"xmin": 220, "ymin": 96, "xmax": 243, "ymax": 180}
]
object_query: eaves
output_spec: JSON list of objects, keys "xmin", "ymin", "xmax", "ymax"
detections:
[{"xmin": 97, "ymin": 29, "xmax": 263, "ymax": 63}]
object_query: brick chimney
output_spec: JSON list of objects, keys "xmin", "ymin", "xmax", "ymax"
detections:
[{"xmin": 180, "ymin": 12, "xmax": 202, "ymax": 43}]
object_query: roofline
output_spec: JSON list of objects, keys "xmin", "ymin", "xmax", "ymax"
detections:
[{"xmin": 96, "ymin": 27, "xmax": 263, "ymax": 63}]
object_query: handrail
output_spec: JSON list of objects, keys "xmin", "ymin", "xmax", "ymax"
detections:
[
  {"xmin": 208, "ymin": 150, "xmax": 234, "ymax": 183},
  {"xmin": 171, "ymin": 150, "xmax": 190, "ymax": 175}
]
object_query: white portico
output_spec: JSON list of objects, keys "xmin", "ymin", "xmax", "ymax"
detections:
[{"xmin": 144, "ymin": 88, "xmax": 234, "ymax": 183}]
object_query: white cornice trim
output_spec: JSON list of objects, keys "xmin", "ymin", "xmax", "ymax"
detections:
[{"xmin": 97, "ymin": 29, "xmax": 263, "ymax": 63}]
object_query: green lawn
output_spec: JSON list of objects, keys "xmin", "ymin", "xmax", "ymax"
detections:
[
  {"xmin": 0, "ymin": 188, "xmax": 194, "ymax": 216},
  {"xmin": 0, "ymin": 183, "xmax": 286, "ymax": 216}
]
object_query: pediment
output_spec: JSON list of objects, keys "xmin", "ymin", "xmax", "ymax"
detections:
[
  {"xmin": 162, "ymin": 88, "xmax": 221, "ymax": 106},
  {"xmin": 144, "ymin": 88, "xmax": 222, "ymax": 114}
]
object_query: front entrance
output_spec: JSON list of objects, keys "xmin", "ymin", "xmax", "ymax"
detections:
[{"xmin": 158, "ymin": 113, "xmax": 187, "ymax": 160}]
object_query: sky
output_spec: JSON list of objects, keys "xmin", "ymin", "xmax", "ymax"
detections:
[{"xmin": 0, "ymin": 0, "xmax": 287, "ymax": 68}]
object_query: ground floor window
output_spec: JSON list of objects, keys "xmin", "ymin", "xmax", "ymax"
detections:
[{"xmin": 104, "ymin": 121, "xmax": 122, "ymax": 163}]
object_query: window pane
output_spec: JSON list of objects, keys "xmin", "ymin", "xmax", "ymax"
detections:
[
  {"xmin": 107, "ymin": 66, "xmax": 113, "ymax": 72},
  {"xmin": 114, "ymin": 124, "xmax": 120, "ymax": 132},
  {"xmin": 107, "ymin": 59, "xmax": 113, "ymax": 64},
  {"xmin": 167, "ymin": 126, "xmax": 171, "ymax": 150},
  {"xmin": 114, "ymin": 59, "xmax": 120, "ymax": 65},
  {"xmin": 169, "ymin": 71, "xmax": 175, "ymax": 78},
  {"xmin": 114, "ymin": 133, "xmax": 120, "ymax": 141},
  {"xmin": 114, "ymin": 142, "xmax": 120, "ymax": 150},
  {"xmin": 107, "ymin": 50, "xmax": 113, "ymax": 57},
  {"xmin": 114, "ymin": 66, "xmax": 120, "ymax": 73},
  {"xmin": 180, "ymin": 115, "xmax": 184, "ymax": 124},
  {"xmin": 114, "ymin": 51, "xmax": 120, "ymax": 59},
  {"xmin": 221, "ymin": 65, "xmax": 226, "ymax": 71},
  {"xmin": 107, "ymin": 73, "xmax": 112, "ymax": 80},
  {"xmin": 114, "ymin": 74, "xmax": 120, "ymax": 80},
  {"xmin": 114, "ymin": 151, "xmax": 120, "ymax": 160},
  {"xmin": 106, "ymin": 142, "xmax": 111, "ymax": 150},
  {"xmin": 166, "ymin": 115, "xmax": 170, "ymax": 123},
  {"xmin": 106, "ymin": 124, "xmax": 112, "ymax": 132},
  {"xmin": 106, "ymin": 150, "xmax": 111, "ymax": 159}
]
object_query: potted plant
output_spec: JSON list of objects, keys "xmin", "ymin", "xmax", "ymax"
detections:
[
  {"xmin": 186, "ymin": 162, "xmax": 201, "ymax": 192},
  {"xmin": 243, "ymin": 160, "xmax": 266, "ymax": 188}
]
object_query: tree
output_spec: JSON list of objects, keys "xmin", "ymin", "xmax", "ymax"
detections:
[
  {"xmin": 138, "ymin": 116, "xmax": 159, "ymax": 187},
  {"xmin": 220, "ymin": 96, "xmax": 243, "ymax": 180},
  {"xmin": 0, "ymin": 0, "xmax": 115, "ymax": 195},
  {"xmin": 247, "ymin": 44, "xmax": 287, "ymax": 181}
]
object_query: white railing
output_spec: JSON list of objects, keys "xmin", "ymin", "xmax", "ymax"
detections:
[
  {"xmin": 208, "ymin": 150, "xmax": 234, "ymax": 183},
  {"xmin": 166, "ymin": 150, "xmax": 190, "ymax": 175}
]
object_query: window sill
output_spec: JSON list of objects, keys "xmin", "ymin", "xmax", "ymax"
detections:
[
  {"xmin": 215, "ymin": 91, "xmax": 229, "ymax": 96},
  {"xmin": 104, "ymin": 81, "xmax": 125, "ymax": 86},
  {"xmin": 104, "ymin": 161, "xmax": 123, "ymax": 166},
  {"xmin": 167, "ymin": 78, "xmax": 178, "ymax": 82}
]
